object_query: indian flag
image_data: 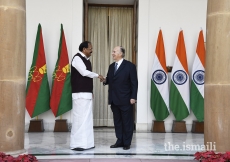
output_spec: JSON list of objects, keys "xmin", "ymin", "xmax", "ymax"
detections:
[
  {"xmin": 150, "ymin": 30, "xmax": 170, "ymax": 121},
  {"xmin": 170, "ymin": 30, "xmax": 190, "ymax": 121},
  {"xmin": 50, "ymin": 24, "xmax": 72, "ymax": 117},
  {"xmin": 26, "ymin": 24, "xmax": 50, "ymax": 118},
  {"xmin": 190, "ymin": 30, "xmax": 205, "ymax": 122}
]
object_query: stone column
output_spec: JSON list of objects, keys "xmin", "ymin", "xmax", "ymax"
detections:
[
  {"xmin": 205, "ymin": 0, "xmax": 230, "ymax": 152},
  {"xmin": 0, "ymin": 0, "xmax": 26, "ymax": 154}
]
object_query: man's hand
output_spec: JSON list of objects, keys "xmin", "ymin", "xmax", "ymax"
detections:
[
  {"xmin": 102, "ymin": 77, "xmax": 106, "ymax": 83},
  {"xmin": 98, "ymin": 75, "xmax": 105, "ymax": 82},
  {"xmin": 130, "ymin": 99, "xmax": 136, "ymax": 104}
]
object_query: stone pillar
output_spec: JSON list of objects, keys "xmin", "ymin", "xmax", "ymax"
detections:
[
  {"xmin": 205, "ymin": 0, "xmax": 230, "ymax": 152},
  {"xmin": 0, "ymin": 0, "xmax": 26, "ymax": 154}
]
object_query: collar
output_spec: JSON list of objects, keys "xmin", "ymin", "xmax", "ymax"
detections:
[
  {"xmin": 116, "ymin": 58, "xmax": 124, "ymax": 66},
  {"xmin": 79, "ymin": 51, "xmax": 89, "ymax": 60}
]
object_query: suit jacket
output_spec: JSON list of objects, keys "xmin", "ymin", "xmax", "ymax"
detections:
[{"xmin": 104, "ymin": 59, "xmax": 138, "ymax": 105}]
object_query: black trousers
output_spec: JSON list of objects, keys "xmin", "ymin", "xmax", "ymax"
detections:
[{"xmin": 111, "ymin": 103, "xmax": 133, "ymax": 146}]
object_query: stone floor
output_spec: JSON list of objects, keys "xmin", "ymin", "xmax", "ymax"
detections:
[{"xmin": 24, "ymin": 128, "xmax": 203, "ymax": 161}]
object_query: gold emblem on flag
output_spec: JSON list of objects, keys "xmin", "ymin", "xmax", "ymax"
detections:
[
  {"xmin": 28, "ymin": 66, "xmax": 43, "ymax": 82},
  {"xmin": 62, "ymin": 64, "xmax": 70, "ymax": 73},
  {"xmin": 53, "ymin": 64, "xmax": 70, "ymax": 81},
  {"xmin": 39, "ymin": 64, "xmax": 47, "ymax": 74}
]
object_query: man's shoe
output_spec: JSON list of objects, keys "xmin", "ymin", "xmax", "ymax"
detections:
[
  {"xmin": 73, "ymin": 147, "xmax": 84, "ymax": 151},
  {"xmin": 123, "ymin": 146, "xmax": 130, "ymax": 150},
  {"xmin": 86, "ymin": 146, "xmax": 95, "ymax": 150},
  {"xmin": 72, "ymin": 146, "xmax": 95, "ymax": 151},
  {"xmin": 110, "ymin": 144, "xmax": 123, "ymax": 148}
]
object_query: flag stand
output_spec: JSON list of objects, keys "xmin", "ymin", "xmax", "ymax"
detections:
[
  {"xmin": 53, "ymin": 115, "xmax": 69, "ymax": 132},
  {"xmin": 28, "ymin": 116, "xmax": 44, "ymax": 132},
  {"xmin": 151, "ymin": 120, "xmax": 166, "ymax": 133},
  {"xmin": 171, "ymin": 120, "xmax": 187, "ymax": 133},
  {"xmin": 191, "ymin": 120, "xmax": 204, "ymax": 133}
]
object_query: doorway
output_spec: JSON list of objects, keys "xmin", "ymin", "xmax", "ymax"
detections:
[{"xmin": 84, "ymin": 1, "xmax": 138, "ymax": 127}]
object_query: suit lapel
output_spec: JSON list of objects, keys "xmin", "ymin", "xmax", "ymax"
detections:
[
  {"xmin": 114, "ymin": 60, "xmax": 126, "ymax": 76},
  {"xmin": 111, "ymin": 62, "xmax": 115, "ymax": 76}
]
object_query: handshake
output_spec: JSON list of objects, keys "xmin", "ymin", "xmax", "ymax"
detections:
[{"xmin": 98, "ymin": 75, "xmax": 106, "ymax": 82}]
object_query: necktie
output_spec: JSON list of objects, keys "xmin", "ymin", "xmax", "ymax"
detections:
[{"xmin": 114, "ymin": 63, "xmax": 118, "ymax": 75}]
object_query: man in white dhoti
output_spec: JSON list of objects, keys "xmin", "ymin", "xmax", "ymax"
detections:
[{"xmin": 70, "ymin": 41, "xmax": 103, "ymax": 151}]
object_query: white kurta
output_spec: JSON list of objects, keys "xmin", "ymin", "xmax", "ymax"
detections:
[{"xmin": 70, "ymin": 52, "xmax": 98, "ymax": 149}]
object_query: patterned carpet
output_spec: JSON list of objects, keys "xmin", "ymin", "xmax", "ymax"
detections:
[{"xmin": 39, "ymin": 159, "xmax": 197, "ymax": 162}]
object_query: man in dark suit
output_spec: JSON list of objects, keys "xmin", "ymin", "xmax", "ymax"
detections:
[{"xmin": 102, "ymin": 46, "xmax": 138, "ymax": 150}]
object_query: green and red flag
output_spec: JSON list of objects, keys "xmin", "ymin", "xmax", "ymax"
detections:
[
  {"xmin": 50, "ymin": 24, "xmax": 72, "ymax": 117},
  {"xmin": 26, "ymin": 24, "xmax": 50, "ymax": 118}
]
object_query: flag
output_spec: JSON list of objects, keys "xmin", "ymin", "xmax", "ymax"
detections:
[
  {"xmin": 150, "ymin": 30, "xmax": 170, "ymax": 121},
  {"xmin": 169, "ymin": 30, "xmax": 190, "ymax": 121},
  {"xmin": 190, "ymin": 31, "xmax": 205, "ymax": 122},
  {"xmin": 26, "ymin": 24, "xmax": 50, "ymax": 118},
  {"xmin": 50, "ymin": 24, "xmax": 72, "ymax": 117}
]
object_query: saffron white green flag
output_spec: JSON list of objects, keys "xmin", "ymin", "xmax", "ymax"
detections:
[
  {"xmin": 150, "ymin": 30, "xmax": 170, "ymax": 121},
  {"xmin": 190, "ymin": 30, "xmax": 205, "ymax": 122},
  {"xmin": 170, "ymin": 30, "xmax": 190, "ymax": 121}
]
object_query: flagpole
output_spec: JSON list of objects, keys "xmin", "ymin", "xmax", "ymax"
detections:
[{"xmin": 51, "ymin": 24, "xmax": 71, "ymax": 132}]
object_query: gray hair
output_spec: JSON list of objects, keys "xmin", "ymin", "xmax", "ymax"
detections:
[{"xmin": 120, "ymin": 46, "xmax": 125, "ymax": 58}]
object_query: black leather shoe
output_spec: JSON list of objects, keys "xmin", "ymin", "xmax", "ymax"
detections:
[
  {"xmin": 71, "ymin": 146, "xmax": 95, "ymax": 151},
  {"xmin": 123, "ymin": 146, "xmax": 130, "ymax": 150},
  {"xmin": 73, "ymin": 147, "xmax": 84, "ymax": 151},
  {"xmin": 72, "ymin": 146, "xmax": 95, "ymax": 151},
  {"xmin": 86, "ymin": 146, "xmax": 95, "ymax": 150},
  {"xmin": 110, "ymin": 144, "xmax": 123, "ymax": 148}
]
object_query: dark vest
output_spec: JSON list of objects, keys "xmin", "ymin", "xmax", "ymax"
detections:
[{"xmin": 71, "ymin": 53, "xmax": 93, "ymax": 93}]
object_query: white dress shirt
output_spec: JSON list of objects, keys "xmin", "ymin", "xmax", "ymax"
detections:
[
  {"xmin": 72, "ymin": 51, "xmax": 99, "ymax": 99},
  {"xmin": 115, "ymin": 58, "xmax": 124, "ymax": 70}
]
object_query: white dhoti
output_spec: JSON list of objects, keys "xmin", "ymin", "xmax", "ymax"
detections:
[{"xmin": 70, "ymin": 94, "xmax": 94, "ymax": 149}]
